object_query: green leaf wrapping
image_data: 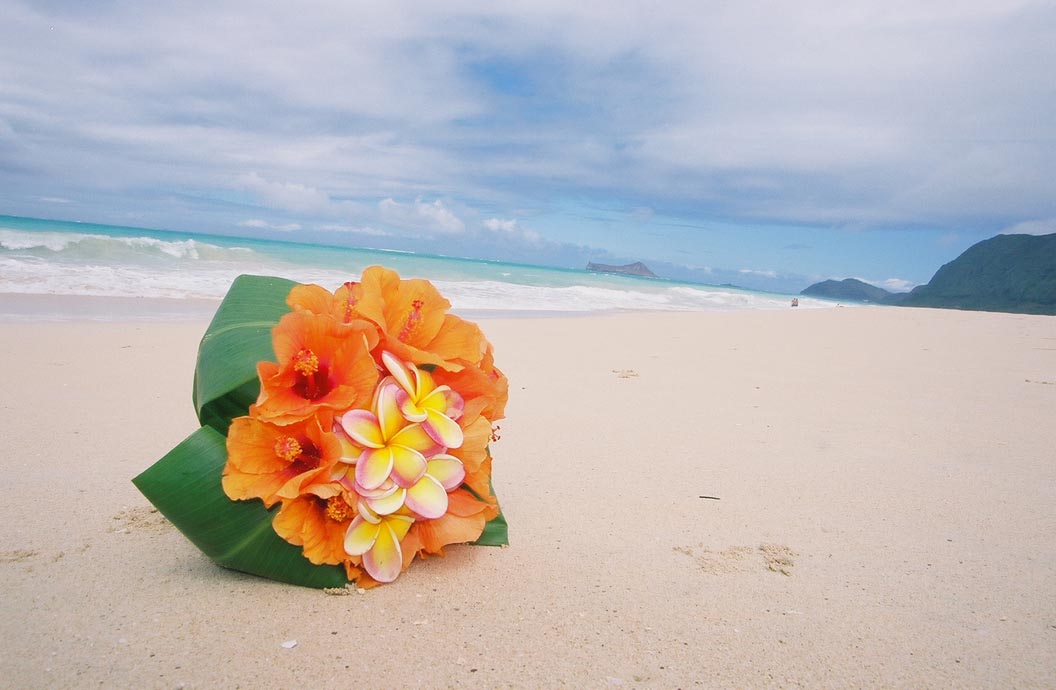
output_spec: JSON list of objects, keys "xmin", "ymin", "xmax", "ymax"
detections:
[
  {"xmin": 134, "ymin": 274, "xmax": 508, "ymax": 588},
  {"xmin": 192, "ymin": 274, "xmax": 298, "ymax": 433},
  {"xmin": 132, "ymin": 426, "xmax": 347, "ymax": 588}
]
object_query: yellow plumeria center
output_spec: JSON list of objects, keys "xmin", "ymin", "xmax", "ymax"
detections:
[
  {"xmin": 326, "ymin": 495, "xmax": 354, "ymax": 522},
  {"xmin": 274, "ymin": 436, "xmax": 302, "ymax": 462},
  {"xmin": 293, "ymin": 348, "xmax": 320, "ymax": 377}
]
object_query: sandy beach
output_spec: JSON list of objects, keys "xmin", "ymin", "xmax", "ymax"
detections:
[{"xmin": 2, "ymin": 305, "xmax": 1054, "ymax": 689}]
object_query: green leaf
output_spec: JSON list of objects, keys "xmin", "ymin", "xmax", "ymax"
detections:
[
  {"xmin": 474, "ymin": 510, "xmax": 508, "ymax": 546},
  {"xmin": 193, "ymin": 274, "xmax": 297, "ymax": 433},
  {"xmin": 132, "ymin": 426, "xmax": 348, "ymax": 588}
]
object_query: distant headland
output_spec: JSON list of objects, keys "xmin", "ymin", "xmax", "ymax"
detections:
[
  {"xmin": 586, "ymin": 261, "xmax": 659, "ymax": 278},
  {"xmin": 802, "ymin": 232, "xmax": 1056, "ymax": 315},
  {"xmin": 801, "ymin": 278, "xmax": 891, "ymax": 303}
]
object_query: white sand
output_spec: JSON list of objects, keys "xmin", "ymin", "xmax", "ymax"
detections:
[{"xmin": 1, "ymin": 306, "xmax": 1054, "ymax": 688}]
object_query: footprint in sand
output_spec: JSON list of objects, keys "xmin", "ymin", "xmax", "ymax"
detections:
[
  {"xmin": 674, "ymin": 543, "xmax": 797, "ymax": 576},
  {"xmin": 759, "ymin": 543, "xmax": 796, "ymax": 575},
  {"xmin": 0, "ymin": 549, "xmax": 39, "ymax": 563},
  {"xmin": 109, "ymin": 506, "xmax": 171, "ymax": 534}
]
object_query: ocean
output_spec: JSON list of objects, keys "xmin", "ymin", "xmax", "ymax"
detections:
[{"xmin": 0, "ymin": 215, "xmax": 829, "ymax": 319}]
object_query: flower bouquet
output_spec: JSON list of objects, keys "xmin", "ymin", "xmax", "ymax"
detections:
[{"xmin": 133, "ymin": 266, "xmax": 508, "ymax": 588}]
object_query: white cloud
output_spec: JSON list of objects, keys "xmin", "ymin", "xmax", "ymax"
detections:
[
  {"xmin": 1000, "ymin": 218, "xmax": 1056, "ymax": 236},
  {"xmin": 379, "ymin": 198, "xmax": 465, "ymax": 235},
  {"xmin": 238, "ymin": 173, "xmax": 333, "ymax": 215},
  {"xmin": 484, "ymin": 217, "xmax": 518, "ymax": 233},
  {"xmin": 483, "ymin": 217, "xmax": 542, "ymax": 244},
  {"xmin": 238, "ymin": 218, "xmax": 301, "ymax": 231},
  {"xmin": 739, "ymin": 268, "xmax": 778, "ymax": 279},
  {"xmin": 38, "ymin": 196, "xmax": 71, "ymax": 203},
  {"xmin": 318, "ymin": 223, "xmax": 391, "ymax": 236},
  {"xmin": 880, "ymin": 277, "xmax": 915, "ymax": 292}
]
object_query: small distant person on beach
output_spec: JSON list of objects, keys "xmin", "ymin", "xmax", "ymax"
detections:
[{"xmin": 791, "ymin": 297, "xmax": 799, "ymax": 307}]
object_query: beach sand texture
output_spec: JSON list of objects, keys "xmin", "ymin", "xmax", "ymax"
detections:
[{"xmin": 2, "ymin": 307, "xmax": 1054, "ymax": 688}]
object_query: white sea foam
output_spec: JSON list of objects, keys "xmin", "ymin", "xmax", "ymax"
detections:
[
  {"xmin": 0, "ymin": 228, "xmax": 252, "ymax": 263},
  {"xmin": 1, "ymin": 224, "xmax": 832, "ymax": 314},
  {"xmin": 433, "ymin": 280, "xmax": 829, "ymax": 313}
]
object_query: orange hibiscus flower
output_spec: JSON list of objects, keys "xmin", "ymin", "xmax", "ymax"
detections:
[
  {"xmin": 349, "ymin": 266, "xmax": 486, "ymax": 372},
  {"xmin": 443, "ymin": 412, "xmax": 492, "ymax": 476},
  {"xmin": 251, "ymin": 311, "xmax": 380, "ymax": 425},
  {"xmin": 412, "ymin": 488, "xmax": 496, "ymax": 555},
  {"xmin": 432, "ymin": 342, "xmax": 509, "ymax": 424},
  {"xmin": 460, "ymin": 455, "xmax": 499, "ymax": 512},
  {"xmin": 287, "ymin": 281, "xmax": 365, "ymax": 325},
  {"xmin": 273, "ymin": 492, "xmax": 360, "ymax": 567},
  {"xmin": 222, "ymin": 414, "xmax": 342, "ymax": 508}
]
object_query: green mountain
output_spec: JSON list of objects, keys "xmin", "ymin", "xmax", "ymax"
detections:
[
  {"xmin": 892, "ymin": 233, "xmax": 1056, "ymax": 314},
  {"xmin": 801, "ymin": 278, "xmax": 892, "ymax": 302}
]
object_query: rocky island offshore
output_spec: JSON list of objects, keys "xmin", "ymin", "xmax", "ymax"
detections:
[{"xmin": 586, "ymin": 261, "xmax": 659, "ymax": 278}]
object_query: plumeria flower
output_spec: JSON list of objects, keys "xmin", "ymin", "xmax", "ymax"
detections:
[
  {"xmin": 354, "ymin": 454, "xmax": 466, "ymax": 519},
  {"xmin": 343, "ymin": 501, "xmax": 415, "ymax": 583},
  {"xmin": 402, "ymin": 454, "xmax": 466, "ymax": 519},
  {"xmin": 381, "ymin": 351, "xmax": 465, "ymax": 449},
  {"xmin": 338, "ymin": 383, "xmax": 441, "ymax": 490}
]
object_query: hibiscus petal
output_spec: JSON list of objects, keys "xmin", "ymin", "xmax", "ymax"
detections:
[
  {"xmin": 422, "ymin": 409, "xmax": 464, "ymax": 449},
  {"xmin": 389, "ymin": 445, "xmax": 427, "ymax": 488},
  {"xmin": 363, "ymin": 520, "xmax": 404, "ymax": 583},
  {"xmin": 405, "ymin": 474, "xmax": 449, "ymax": 519},
  {"xmin": 426, "ymin": 454, "xmax": 466, "ymax": 491},
  {"xmin": 339, "ymin": 410, "xmax": 384, "ymax": 449},
  {"xmin": 355, "ymin": 447, "xmax": 394, "ymax": 491},
  {"xmin": 343, "ymin": 516, "xmax": 380, "ymax": 556},
  {"xmin": 366, "ymin": 488, "xmax": 407, "ymax": 515}
]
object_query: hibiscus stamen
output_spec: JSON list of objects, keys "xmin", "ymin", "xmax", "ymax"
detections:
[
  {"xmin": 292, "ymin": 348, "xmax": 329, "ymax": 400},
  {"xmin": 274, "ymin": 436, "xmax": 302, "ymax": 462},
  {"xmin": 293, "ymin": 348, "xmax": 319, "ymax": 377},
  {"xmin": 341, "ymin": 281, "xmax": 358, "ymax": 323},
  {"xmin": 398, "ymin": 299, "xmax": 424, "ymax": 342},
  {"xmin": 325, "ymin": 495, "xmax": 354, "ymax": 522}
]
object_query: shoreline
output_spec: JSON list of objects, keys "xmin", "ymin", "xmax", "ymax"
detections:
[
  {"xmin": 0, "ymin": 291, "xmax": 840, "ymax": 323},
  {"xmin": 0, "ymin": 293, "xmax": 224, "ymax": 322},
  {"xmin": 2, "ymin": 307, "xmax": 1054, "ymax": 688}
]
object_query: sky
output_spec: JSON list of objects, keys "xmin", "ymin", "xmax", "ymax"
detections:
[{"xmin": 1, "ymin": 1, "xmax": 1054, "ymax": 292}]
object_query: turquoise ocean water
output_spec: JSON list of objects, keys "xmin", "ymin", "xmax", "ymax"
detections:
[{"xmin": 0, "ymin": 215, "xmax": 827, "ymax": 318}]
